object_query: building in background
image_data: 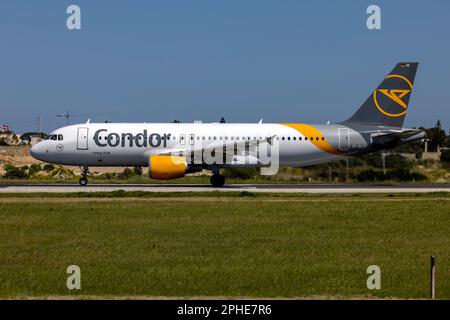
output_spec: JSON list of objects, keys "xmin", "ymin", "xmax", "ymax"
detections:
[{"xmin": 0, "ymin": 124, "xmax": 11, "ymax": 132}]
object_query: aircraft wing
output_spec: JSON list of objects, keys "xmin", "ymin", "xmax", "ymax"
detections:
[{"xmin": 153, "ymin": 135, "xmax": 276, "ymax": 159}]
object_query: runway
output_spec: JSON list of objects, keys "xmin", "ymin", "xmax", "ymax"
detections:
[{"xmin": 1, "ymin": 183, "xmax": 449, "ymax": 193}]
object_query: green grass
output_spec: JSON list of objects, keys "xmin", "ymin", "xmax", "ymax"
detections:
[{"xmin": 1, "ymin": 194, "xmax": 450, "ymax": 299}]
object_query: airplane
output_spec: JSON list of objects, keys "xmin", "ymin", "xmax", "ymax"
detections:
[{"xmin": 30, "ymin": 62, "xmax": 425, "ymax": 187}]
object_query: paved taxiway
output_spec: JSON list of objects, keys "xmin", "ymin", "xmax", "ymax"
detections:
[{"xmin": 0, "ymin": 184, "xmax": 449, "ymax": 193}]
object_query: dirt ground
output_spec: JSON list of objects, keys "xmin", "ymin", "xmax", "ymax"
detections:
[{"xmin": 0, "ymin": 146, "xmax": 130, "ymax": 175}]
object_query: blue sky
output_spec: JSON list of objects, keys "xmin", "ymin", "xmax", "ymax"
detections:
[{"xmin": 1, "ymin": 0, "xmax": 449, "ymax": 133}]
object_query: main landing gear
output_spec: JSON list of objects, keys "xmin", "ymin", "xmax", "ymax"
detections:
[
  {"xmin": 209, "ymin": 166, "xmax": 225, "ymax": 187},
  {"xmin": 210, "ymin": 174, "xmax": 225, "ymax": 187},
  {"xmin": 79, "ymin": 166, "xmax": 89, "ymax": 186}
]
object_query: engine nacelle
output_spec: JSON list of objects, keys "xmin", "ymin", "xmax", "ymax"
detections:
[{"xmin": 148, "ymin": 155, "xmax": 187, "ymax": 180}]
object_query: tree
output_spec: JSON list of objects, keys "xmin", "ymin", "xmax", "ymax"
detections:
[
  {"xmin": 20, "ymin": 132, "xmax": 47, "ymax": 142},
  {"xmin": 446, "ymin": 130, "xmax": 450, "ymax": 148},
  {"xmin": 441, "ymin": 149, "xmax": 450, "ymax": 163},
  {"xmin": 384, "ymin": 154, "xmax": 413, "ymax": 169},
  {"xmin": 425, "ymin": 120, "xmax": 447, "ymax": 152},
  {"xmin": 220, "ymin": 117, "xmax": 226, "ymax": 123}
]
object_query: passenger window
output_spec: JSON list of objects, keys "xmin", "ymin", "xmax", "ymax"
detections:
[
  {"xmin": 282, "ymin": 137, "xmax": 285, "ymax": 140},
  {"xmin": 288, "ymin": 137, "xmax": 291, "ymax": 141}
]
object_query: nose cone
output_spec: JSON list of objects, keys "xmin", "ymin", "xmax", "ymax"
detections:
[{"xmin": 30, "ymin": 142, "xmax": 48, "ymax": 161}]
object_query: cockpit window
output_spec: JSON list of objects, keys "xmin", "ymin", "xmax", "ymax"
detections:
[{"xmin": 46, "ymin": 134, "xmax": 63, "ymax": 141}]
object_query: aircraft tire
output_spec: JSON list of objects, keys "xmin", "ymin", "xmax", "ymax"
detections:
[
  {"xmin": 210, "ymin": 174, "xmax": 225, "ymax": 188},
  {"xmin": 79, "ymin": 177, "xmax": 88, "ymax": 186}
]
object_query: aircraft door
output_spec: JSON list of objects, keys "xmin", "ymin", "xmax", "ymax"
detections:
[
  {"xmin": 338, "ymin": 128, "xmax": 350, "ymax": 150},
  {"xmin": 77, "ymin": 127, "xmax": 89, "ymax": 150},
  {"xmin": 189, "ymin": 134, "xmax": 195, "ymax": 146}
]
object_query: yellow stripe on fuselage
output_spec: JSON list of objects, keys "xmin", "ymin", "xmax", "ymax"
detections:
[{"xmin": 280, "ymin": 123, "xmax": 342, "ymax": 155}]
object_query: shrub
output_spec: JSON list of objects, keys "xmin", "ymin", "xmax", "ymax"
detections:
[
  {"xmin": 356, "ymin": 168, "xmax": 426, "ymax": 182},
  {"xmin": 3, "ymin": 164, "xmax": 28, "ymax": 179},
  {"xmin": 222, "ymin": 168, "xmax": 257, "ymax": 179},
  {"xmin": 49, "ymin": 166, "xmax": 75, "ymax": 179},
  {"xmin": 363, "ymin": 153, "xmax": 383, "ymax": 168},
  {"xmin": 28, "ymin": 164, "xmax": 42, "ymax": 176},
  {"xmin": 384, "ymin": 154, "xmax": 413, "ymax": 169},
  {"xmin": 118, "ymin": 168, "xmax": 135, "ymax": 179},
  {"xmin": 133, "ymin": 166, "xmax": 143, "ymax": 176},
  {"xmin": 97, "ymin": 172, "xmax": 119, "ymax": 180},
  {"xmin": 356, "ymin": 169, "xmax": 384, "ymax": 182},
  {"xmin": 43, "ymin": 163, "xmax": 55, "ymax": 172},
  {"xmin": 441, "ymin": 149, "xmax": 450, "ymax": 163}
]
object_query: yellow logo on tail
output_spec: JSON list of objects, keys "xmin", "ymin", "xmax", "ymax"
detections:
[
  {"xmin": 373, "ymin": 74, "xmax": 413, "ymax": 117},
  {"xmin": 378, "ymin": 89, "xmax": 410, "ymax": 108}
]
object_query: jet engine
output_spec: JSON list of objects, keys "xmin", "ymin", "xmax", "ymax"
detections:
[{"xmin": 148, "ymin": 155, "xmax": 202, "ymax": 180}]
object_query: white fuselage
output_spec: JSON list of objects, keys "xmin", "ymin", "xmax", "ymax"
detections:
[{"xmin": 30, "ymin": 122, "xmax": 365, "ymax": 168}]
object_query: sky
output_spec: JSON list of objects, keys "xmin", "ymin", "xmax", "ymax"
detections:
[{"xmin": 0, "ymin": 0, "xmax": 449, "ymax": 133}]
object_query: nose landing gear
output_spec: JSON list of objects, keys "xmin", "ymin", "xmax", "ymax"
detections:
[
  {"xmin": 79, "ymin": 177, "xmax": 88, "ymax": 186},
  {"xmin": 79, "ymin": 166, "xmax": 89, "ymax": 186}
]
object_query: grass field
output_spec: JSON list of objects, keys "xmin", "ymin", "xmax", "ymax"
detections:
[{"xmin": 1, "ymin": 192, "xmax": 450, "ymax": 299}]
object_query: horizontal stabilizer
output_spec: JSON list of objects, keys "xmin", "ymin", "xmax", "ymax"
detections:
[{"xmin": 371, "ymin": 129, "xmax": 425, "ymax": 145}]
